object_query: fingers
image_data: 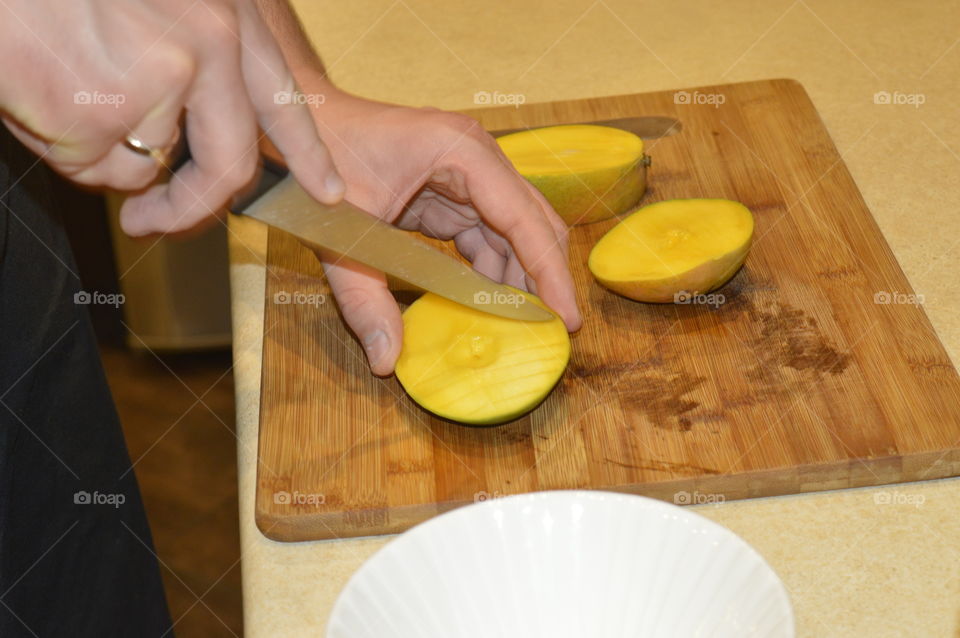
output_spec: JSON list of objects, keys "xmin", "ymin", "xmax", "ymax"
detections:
[
  {"xmin": 119, "ymin": 36, "xmax": 259, "ymax": 235},
  {"xmin": 3, "ymin": 110, "xmax": 162, "ymax": 191},
  {"xmin": 320, "ymin": 252, "xmax": 404, "ymax": 376},
  {"xmin": 503, "ymin": 252, "xmax": 530, "ymax": 291},
  {"xmin": 475, "ymin": 224, "xmax": 529, "ymax": 290},
  {"xmin": 2, "ymin": 116, "xmax": 54, "ymax": 158},
  {"xmin": 457, "ymin": 146, "xmax": 582, "ymax": 331},
  {"xmin": 524, "ymin": 180, "xmax": 570, "ymax": 259},
  {"xmin": 69, "ymin": 66, "xmax": 189, "ymax": 191},
  {"xmin": 453, "ymin": 226, "xmax": 507, "ymax": 283},
  {"xmin": 406, "ymin": 193, "xmax": 526, "ymax": 290},
  {"xmin": 69, "ymin": 128, "xmax": 180, "ymax": 192},
  {"xmin": 237, "ymin": 1, "xmax": 344, "ymax": 204},
  {"xmin": 4, "ymin": 113, "xmax": 163, "ymax": 190}
]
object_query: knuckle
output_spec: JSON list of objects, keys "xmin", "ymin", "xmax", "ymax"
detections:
[
  {"xmin": 119, "ymin": 165, "xmax": 161, "ymax": 191},
  {"xmin": 86, "ymin": 108, "xmax": 122, "ymax": 135},
  {"xmin": 72, "ymin": 160, "xmax": 159, "ymax": 191},
  {"xmin": 221, "ymin": 153, "xmax": 259, "ymax": 191},
  {"xmin": 287, "ymin": 134, "xmax": 332, "ymax": 167},
  {"xmin": 194, "ymin": 4, "xmax": 238, "ymax": 46},
  {"xmin": 499, "ymin": 212, "xmax": 524, "ymax": 237},
  {"xmin": 147, "ymin": 44, "xmax": 197, "ymax": 90},
  {"xmin": 307, "ymin": 137, "xmax": 335, "ymax": 167},
  {"xmin": 432, "ymin": 111, "xmax": 487, "ymax": 141},
  {"xmin": 546, "ymin": 211, "xmax": 567, "ymax": 237},
  {"xmin": 331, "ymin": 284, "xmax": 376, "ymax": 317}
]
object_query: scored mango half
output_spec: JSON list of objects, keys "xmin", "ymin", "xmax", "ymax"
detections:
[
  {"xmin": 589, "ymin": 198, "xmax": 754, "ymax": 303},
  {"xmin": 497, "ymin": 125, "xmax": 648, "ymax": 226},
  {"xmin": 395, "ymin": 290, "xmax": 570, "ymax": 425}
]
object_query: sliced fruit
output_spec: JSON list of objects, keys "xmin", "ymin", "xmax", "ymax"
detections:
[
  {"xmin": 395, "ymin": 290, "xmax": 570, "ymax": 425},
  {"xmin": 497, "ymin": 124, "xmax": 648, "ymax": 225},
  {"xmin": 588, "ymin": 198, "xmax": 754, "ymax": 302}
]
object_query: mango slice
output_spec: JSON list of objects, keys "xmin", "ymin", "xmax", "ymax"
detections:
[
  {"xmin": 588, "ymin": 199, "xmax": 754, "ymax": 303},
  {"xmin": 395, "ymin": 291, "xmax": 570, "ymax": 425},
  {"xmin": 497, "ymin": 125, "xmax": 647, "ymax": 226}
]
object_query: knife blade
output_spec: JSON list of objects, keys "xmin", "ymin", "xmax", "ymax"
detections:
[
  {"xmin": 236, "ymin": 174, "xmax": 555, "ymax": 322},
  {"xmin": 490, "ymin": 115, "xmax": 681, "ymax": 139}
]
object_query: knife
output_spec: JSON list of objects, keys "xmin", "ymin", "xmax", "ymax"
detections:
[
  {"xmin": 234, "ymin": 170, "xmax": 555, "ymax": 322},
  {"xmin": 234, "ymin": 116, "xmax": 680, "ymax": 322},
  {"xmin": 490, "ymin": 115, "xmax": 681, "ymax": 139}
]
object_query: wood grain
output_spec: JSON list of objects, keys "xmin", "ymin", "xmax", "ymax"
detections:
[{"xmin": 255, "ymin": 79, "xmax": 960, "ymax": 541}]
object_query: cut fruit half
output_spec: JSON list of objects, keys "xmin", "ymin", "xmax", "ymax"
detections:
[
  {"xmin": 395, "ymin": 290, "xmax": 570, "ymax": 425},
  {"xmin": 497, "ymin": 124, "xmax": 648, "ymax": 226},
  {"xmin": 588, "ymin": 198, "xmax": 754, "ymax": 303}
]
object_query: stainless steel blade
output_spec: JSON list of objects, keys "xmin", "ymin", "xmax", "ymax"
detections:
[
  {"xmin": 490, "ymin": 115, "xmax": 682, "ymax": 139},
  {"xmin": 241, "ymin": 175, "xmax": 555, "ymax": 322}
]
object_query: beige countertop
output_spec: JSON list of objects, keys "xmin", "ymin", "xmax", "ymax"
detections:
[{"xmin": 228, "ymin": 1, "xmax": 960, "ymax": 635}]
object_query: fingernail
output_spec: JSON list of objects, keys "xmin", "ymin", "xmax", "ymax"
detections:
[
  {"xmin": 324, "ymin": 173, "xmax": 345, "ymax": 200},
  {"xmin": 363, "ymin": 330, "xmax": 389, "ymax": 367}
]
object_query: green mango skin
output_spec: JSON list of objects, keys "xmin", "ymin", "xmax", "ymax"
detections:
[{"xmin": 525, "ymin": 156, "xmax": 647, "ymax": 226}]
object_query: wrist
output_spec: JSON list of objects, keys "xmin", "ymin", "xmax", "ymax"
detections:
[
  {"xmin": 258, "ymin": 80, "xmax": 360, "ymax": 167},
  {"xmin": 296, "ymin": 79, "xmax": 392, "ymax": 148},
  {"xmin": 296, "ymin": 76, "xmax": 365, "ymax": 123}
]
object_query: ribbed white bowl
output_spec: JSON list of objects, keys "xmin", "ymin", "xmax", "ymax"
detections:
[{"xmin": 327, "ymin": 490, "xmax": 794, "ymax": 638}]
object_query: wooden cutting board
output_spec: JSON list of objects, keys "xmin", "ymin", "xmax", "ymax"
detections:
[{"xmin": 255, "ymin": 79, "xmax": 960, "ymax": 542}]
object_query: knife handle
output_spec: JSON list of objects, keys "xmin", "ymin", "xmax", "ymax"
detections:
[{"xmin": 230, "ymin": 158, "xmax": 290, "ymax": 215}]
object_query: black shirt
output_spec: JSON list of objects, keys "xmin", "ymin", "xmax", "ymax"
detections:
[{"xmin": 0, "ymin": 127, "xmax": 172, "ymax": 637}]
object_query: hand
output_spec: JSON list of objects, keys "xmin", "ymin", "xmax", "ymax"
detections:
[
  {"xmin": 0, "ymin": 0, "xmax": 344, "ymax": 235},
  {"xmin": 273, "ymin": 87, "xmax": 581, "ymax": 376}
]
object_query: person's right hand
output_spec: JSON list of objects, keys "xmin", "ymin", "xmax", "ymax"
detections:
[{"xmin": 0, "ymin": 0, "xmax": 344, "ymax": 235}]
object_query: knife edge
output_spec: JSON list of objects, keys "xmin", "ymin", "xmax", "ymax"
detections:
[{"xmin": 238, "ymin": 175, "xmax": 555, "ymax": 322}]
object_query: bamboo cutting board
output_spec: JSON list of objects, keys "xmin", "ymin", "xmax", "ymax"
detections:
[{"xmin": 255, "ymin": 79, "xmax": 960, "ymax": 541}]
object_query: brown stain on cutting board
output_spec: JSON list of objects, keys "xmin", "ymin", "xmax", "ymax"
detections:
[
  {"xmin": 721, "ymin": 276, "xmax": 851, "ymax": 403},
  {"xmin": 753, "ymin": 303, "xmax": 850, "ymax": 376},
  {"xmin": 617, "ymin": 370, "xmax": 706, "ymax": 432},
  {"xmin": 255, "ymin": 79, "xmax": 960, "ymax": 541},
  {"xmin": 566, "ymin": 351, "xmax": 705, "ymax": 431}
]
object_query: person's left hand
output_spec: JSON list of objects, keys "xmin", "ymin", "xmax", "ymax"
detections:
[{"xmin": 267, "ymin": 87, "xmax": 581, "ymax": 376}]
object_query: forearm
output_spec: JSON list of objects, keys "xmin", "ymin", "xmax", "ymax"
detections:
[
  {"xmin": 251, "ymin": 0, "xmax": 329, "ymax": 84},
  {"xmin": 251, "ymin": 0, "xmax": 429, "ymax": 191}
]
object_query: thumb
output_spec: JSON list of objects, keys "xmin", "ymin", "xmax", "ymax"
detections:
[{"xmin": 319, "ymin": 251, "xmax": 403, "ymax": 376}]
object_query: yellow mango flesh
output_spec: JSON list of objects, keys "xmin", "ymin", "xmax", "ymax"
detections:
[
  {"xmin": 497, "ymin": 125, "xmax": 647, "ymax": 226},
  {"xmin": 395, "ymin": 291, "xmax": 570, "ymax": 425},
  {"xmin": 589, "ymin": 199, "xmax": 754, "ymax": 302}
]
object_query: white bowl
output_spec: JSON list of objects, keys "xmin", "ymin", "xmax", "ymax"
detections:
[{"xmin": 327, "ymin": 490, "xmax": 794, "ymax": 638}]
